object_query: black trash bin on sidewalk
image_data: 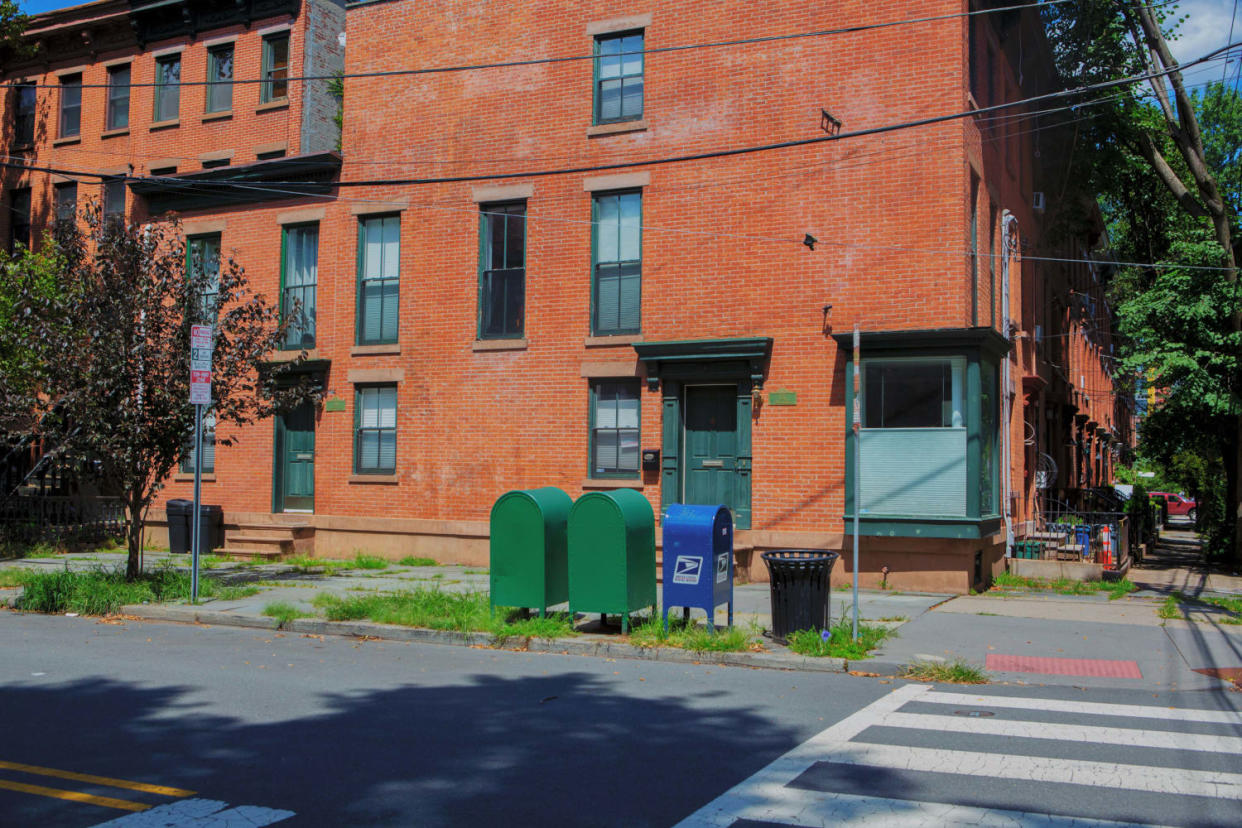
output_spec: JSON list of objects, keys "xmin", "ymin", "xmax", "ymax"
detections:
[
  {"xmin": 166, "ymin": 500, "xmax": 192, "ymax": 554},
  {"xmin": 197, "ymin": 504, "xmax": 224, "ymax": 553},
  {"xmin": 761, "ymin": 550, "xmax": 839, "ymax": 644}
]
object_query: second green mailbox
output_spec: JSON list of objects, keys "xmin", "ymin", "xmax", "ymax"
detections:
[
  {"xmin": 489, "ymin": 487, "xmax": 572, "ymax": 617},
  {"xmin": 568, "ymin": 489, "xmax": 656, "ymax": 632}
]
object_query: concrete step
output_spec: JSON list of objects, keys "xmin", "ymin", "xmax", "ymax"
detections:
[
  {"xmin": 230, "ymin": 522, "xmax": 312, "ymax": 540},
  {"xmin": 219, "ymin": 545, "xmax": 290, "ymax": 561}
]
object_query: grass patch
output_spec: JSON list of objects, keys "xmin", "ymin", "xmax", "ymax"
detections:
[
  {"xmin": 1158, "ymin": 591, "xmax": 1242, "ymax": 623},
  {"xmin": 786, "ymin": 617, "xmax": 893, "ymax": 659},
  {"xmin": 628, "ymin": 614, "xmax": 756, "ymax": 653},
  {"xmin": 488, "ymin": 611, "xmax": 576, "ymax": 642},
  {"xmin": 13, "ymin": 564, "xmax": 256, "ymax": 615},
  {"xmin": 397, "ymin": 556, "xmax": 438, "ymax": 567},
  {"xmin": 0, "ymin": 569, "xmax": 33, "ymax": 588},
  {"xmin": 993, "ymin": 572, "xmax": 1137, "ymax": 599},
  {"xmin": 284, "ymin": 553, "xmax": 389, "ymax": 574},
  {"xmin": 310, "ymin": 588, "xmax": 576, "ymax": 640},
  {"xmin": 902, "ymin": 659, "xmax": 989, "ymax": 684},
  {"xmin": 463, "ymin": 569, "xmax": 489, "ymax": 575},
  {"xmin": 1158, "ymin": 595, "xmax": 1181, "ymax": 619},
  {"xmin": 262, "ymin": 601, "xmax": 315, "ymax": 627},
  {"xmin": 350, "ymin": 554, "xmax": 388, "ymax": 570}
]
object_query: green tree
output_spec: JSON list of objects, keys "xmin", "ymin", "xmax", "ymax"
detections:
[{"xmin": 0, "ymin": 212, "xmax": 318, "ymax": 579}]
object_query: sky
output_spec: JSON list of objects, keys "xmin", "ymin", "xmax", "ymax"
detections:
[{"xmin": 11, "ymin": 0, "xmax": 1242, "ymax": 88}]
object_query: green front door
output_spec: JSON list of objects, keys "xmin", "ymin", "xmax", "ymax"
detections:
[
  {"xmin": 683, "ymin": 385, "xmax": 739, "ymax": 510},
  {"xmin": 274, "ymin": 402, "xmax": 315, "ymax": 513}
]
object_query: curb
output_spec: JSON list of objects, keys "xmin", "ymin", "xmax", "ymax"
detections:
[{"xmin": 120, "ymin": 603, "xmax": 849, "ymax": 673}]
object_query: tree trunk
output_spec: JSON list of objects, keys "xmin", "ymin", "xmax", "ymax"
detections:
[{"xmin": 125, "ymin": 493, "xmax": 143, "ymax": 581}]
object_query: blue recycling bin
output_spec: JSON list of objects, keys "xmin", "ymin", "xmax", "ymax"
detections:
[
  {"xmin": 1075, "ymin": 525, "xmax": 1091, "ymax": 557},
  {"xmin": 661, "ymin": 504, "xmax": 734, "ymax": 632}
]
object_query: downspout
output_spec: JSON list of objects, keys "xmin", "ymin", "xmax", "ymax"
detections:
[{"xmin": 1001, "ymin": 210, "xmax": 1018, "ymax": 558}]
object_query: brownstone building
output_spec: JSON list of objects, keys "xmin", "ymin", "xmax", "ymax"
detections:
[{"xmin": 3, "ymin": 0, "xmax": 1133, "ymax": 592}]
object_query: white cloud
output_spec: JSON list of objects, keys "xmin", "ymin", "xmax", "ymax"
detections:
[{"xmin": 1165, "ymin": 0, "xmax": 1239, "ymax": 67}]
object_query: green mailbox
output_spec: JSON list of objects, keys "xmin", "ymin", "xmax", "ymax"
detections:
[
  {"xmin": 489, "ymin": 487, "xmax": 572, "ymax": 617},
  {"xmin": 567, "ymin": 489, "xmax": 657, "ymax": 632}
]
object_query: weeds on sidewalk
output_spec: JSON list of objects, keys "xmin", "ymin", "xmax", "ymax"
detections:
[
  {"xmin": 310, "ymin": 588, "xmax": 576, "ymax": 640},
  {"xmin": 262, "ymin": 602, "xmax": 315, "ymax": 627},
  {"xmin": 397, "ymin": 556, "xmax": 438, "ymax": 567},
  {"xmin": 901, "ymin": 659, "xmax": 989, "ymax": 684},
  {"xmin": 13, "ymin": 564, "xmax": 259, "ymax": 615},
  {"xmin": 628, "ymin": 614, "xmax": 758, "ymax": 653},
  {"xmin": 1158, "ymin": 592, "xmax": 1242, "ymax": 624},
  {"xmin": 285, "ymin": 553, "xmax": 389, "ymax": 574},
  {"xmin": 993, "ymin": 572, "xmax": 1137, "ymax": 600},
  {"xmin": 787, "ymin": 618, "xmax": 892, "ymax": 659}
]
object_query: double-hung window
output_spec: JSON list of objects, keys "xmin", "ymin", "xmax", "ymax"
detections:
[
  {"xmin": 103, "ymin": 178, "xmax": 126, "ymax": 224},
  {"xmin": 478, "ymin": 202, "xmax": 525, "ymax": 339},
  {"xmin": 356, "ymin": 214, "xmax": 400, "ymax": 345},
  {"xmin": 181, "ymin": 412, "xmax": 216, "ymax": 474},
  {"xmin": 59, "ymin": 74, "xmax": 81, "ymax": 138},
  {"xmin": 281, "ymin": 224, "xmax": 318, "ymax": 349},
  {"xmin": 13, "ymin": 83, "xmax": 35, "ymax": 145},
  {"xmin": 154, "ymin": 55, "xmax": 181, "ymax": 122},
  {"xmin": 594, "ymin": 31, "xmax": 643, "ymax": 123},
  {"xmin": 54, "ymin": 182, "xmax": 77, "ymax": 224},
  {"xmin": 261, "ymin": 33, "xmax": 290, "ymax": 103},
  {"xmin": 106, "ymin": 64, "xmax": 131, "ymax": 130},
  {"xmin": 206, "ymin": 45, "xmax": 233, "ymax": 113},
  {"xmin": 592, "ymin": 191, "xmax": 641, "ymax": 335},
  {"xmin": 590, "ymin": 381, "xmax": 640, "ymax": 477},
  {"xmin": 354, "ymin": 386, "xmax": 397, "ymax": 474},
  {"xmin": 9, "ymin": 188, "xmax": 30, "ymax": 252},
  {"xmin": 188, "ymin": 235, "xmax": 221, "ymax": 323}
]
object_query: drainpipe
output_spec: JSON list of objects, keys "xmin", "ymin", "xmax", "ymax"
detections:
[{"xmin": 1001, "ymin": 210, "xmax": 1018, "ymax": 558}]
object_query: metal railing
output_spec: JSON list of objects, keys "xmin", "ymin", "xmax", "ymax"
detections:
[{"xmin": 0, "ymin": 495, "xmax": 125, "ymax": 545}]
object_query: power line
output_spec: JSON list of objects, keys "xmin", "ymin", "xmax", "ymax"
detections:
[{"xmin": 12, "ymin": 1, "xmax": 1077, "ymax": 90}]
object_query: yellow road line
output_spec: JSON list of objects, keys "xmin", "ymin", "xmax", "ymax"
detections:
[
  {"xmin": 0, "ymin": 760, "xmax": 195, "ymax": 797},
  {"xmin": 0, "ymin": 778, "xmax": 150, "ymax": 812}
]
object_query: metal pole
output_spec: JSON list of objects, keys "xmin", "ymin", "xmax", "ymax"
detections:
[
  {"xmin": 191, "ymin": 402, "xmax": 203, "ymax": 604},
  {"xmin": 852, "ymin": 323, "xmax": 861, "ymax": 641}
]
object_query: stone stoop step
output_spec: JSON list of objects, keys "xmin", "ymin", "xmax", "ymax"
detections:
[{"xmin": 220, "ymin": 521, "xmax": 313, "ymax": 561}]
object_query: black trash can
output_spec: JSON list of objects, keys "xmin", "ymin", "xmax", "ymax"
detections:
[
  {"xmin": 196, "ymin": 504, "xmax": 224, "ymax": 553},
  {"xmin": 165, "ymin": 499, "xmax": 193, "ymax": 554},
  {"xmin": 761, "ymin": 550, "xmax": 839, "ymax": 645}
]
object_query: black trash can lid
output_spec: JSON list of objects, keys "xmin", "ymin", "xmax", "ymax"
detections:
[
  {"xmin": 761, "ymin": 549, "xmax": 839, "ymax": 563},
  {"xmin": 201, "ymin": 504, "xmax": 223, "ymax": 514},
  {"xmin": 166, "ymin": 499, "xmax": 193, "ymax": 510}
]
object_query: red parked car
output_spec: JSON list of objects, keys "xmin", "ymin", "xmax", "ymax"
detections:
[{"xmin": 1149, "ymin": 492, "xmax": 1197, "ymax": 521}]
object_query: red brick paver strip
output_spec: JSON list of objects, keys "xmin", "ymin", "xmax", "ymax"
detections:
[{"xmin": 985, "ymin": 654, "xmax": 1142, "ymax": 678}]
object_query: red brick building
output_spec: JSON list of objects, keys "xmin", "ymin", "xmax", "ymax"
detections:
[{"xmin": 4, "ymin": 0, "xmax": 1133, "ymax": 592}]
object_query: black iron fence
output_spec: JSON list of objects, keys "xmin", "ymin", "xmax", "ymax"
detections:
[{"xmin": 0, "ymin": 496, "xmax": 125, "ymax": 545}]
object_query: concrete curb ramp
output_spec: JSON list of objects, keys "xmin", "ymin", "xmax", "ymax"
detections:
[{"xmin": 120, "ymin": 603, "xmax": 850, "ymax": 674}]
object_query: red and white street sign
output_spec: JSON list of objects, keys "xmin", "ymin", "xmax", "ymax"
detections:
[
  {"xmin": 190, "ymin": 325, "xmax": 213, "ymax": 350},
  {"xmin": 189, "ymin": 325, "xmax": 214, "ymax": 405}
]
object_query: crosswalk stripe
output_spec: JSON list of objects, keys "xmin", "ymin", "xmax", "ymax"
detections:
[
  {"xmin": 0, "ymin": 778, "xmax": 148, "ymax": 812},
  {"xmin": 877, "ymin": 710, "xmax": 1242, "ymax": 754},
  {"xmin": 0, "ymin": 759, "xmax": 195, "ymax": 797},
  {"xmin": 677, "ymin": 783, "xmax": 1167, "ymax": 827},
  {"xmin": 796, "ymin": 742, "xmax": 1242, "ymax": 799},
  {"xmin": 920, "ymin": 691, "xmax": 1242, "ymax": 724}
]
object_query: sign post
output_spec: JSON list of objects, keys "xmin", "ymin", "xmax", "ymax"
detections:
[
  {"xmin": 189, "ymin": 324, "xmax": 213, "ymax": 604},
  {"xmin": 852, "ymin": 323, "xmax": 861, "ymax": 642}
]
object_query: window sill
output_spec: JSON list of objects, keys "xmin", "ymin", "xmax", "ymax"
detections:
[
  {"xmin": 100, "ymin": 128, "xmax": 129, "ymax": 139},
  {"xmin": 10, "ymin": 142, "xmax": 33, "ymax": 152},
  {"xmin": 256, "ymin": 99, "xmax": 290, "ymax": 113},
  {"xmin": 349, "ymin": 473, "xmax": 398, "ymax": 484},
  {"xmin": 473, "ymin": 338, "xmax": 528, "ymax": 352},
  {"xmin": 587, "ymin": 119, "xmax": 648, "ymax": 138},
  {"xmin": 174, "ymin": 473, "xmax": 216, "ymax": 482},
  {"xmin": 582, "ymin": 478, "xmax": 643, "ymax": 490},
  {"xmin": 149, "ymin": 119, "xmax": 180, "ymax": 132},
  {"xmin": 585, "ymin": 334, "xmax": 643, "ymax": 347},
  {"xmin": 202, "ymin": 110, "xmax": 233, "ymax": 123},
  {"xmin": 53, "ymin": 135, "xmax": 81, "ymax": 147},
  {"xmin": 350, "ymin": 343, "xmax": 401, "ymax": 356}
]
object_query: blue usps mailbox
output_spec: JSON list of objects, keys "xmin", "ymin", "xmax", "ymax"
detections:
[{"xmin": 662, "ymin": 504, "xmax": 734, "ymax": 632}]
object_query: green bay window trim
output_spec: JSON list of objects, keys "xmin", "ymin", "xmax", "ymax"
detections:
[
  {"xmin": 181, "ymin": 412, "xmax": 216, "ymax": 474},
  {"xmin": 354, "ymin": 385, "xmax": 397, "ymax": 474},
  {"xmin": 281, "ymin": 223, "xmax": 318, "ymax": 349},
  {"xmin": 59, "ymin": 75, "xmax": 82, "ymax": 138},
  {"xmin": 154, "ymin": 55, "xmax": 181, "ymax": 122},
  {"xmin": 478, "ymin": 201, "xmax": 525, "ymax": 339},
  {"xmin": 594, "ymin": 31, "xmax": 644, "ymax": 124},
  {"xmin": 590, "ymin": 380, "xmax": 640, "ymax": 478},
  {"xmin": 261, "ymin": 33, "xmax": 291, "ymax": 103},
  {"xmin": 206, "ymin": 46, "xmax": 234, "ymax": 113},
  {"xmin": 592, "ymin": 190, "xmax": 642, "ymax": 335},
  {"xmin": 356, "ymin": 214, "xmax": 400, "ymax": 345},
  {"xmin": 13, "ymin": 83, "xmax": 35, "ymax": 144},
  {"xmin": 188, "ymin": 234, "xmax": 222, "ymax": 323},
  {"xmin": 106, "ymin": 64, "xmax": 131, "ymax": 130}
]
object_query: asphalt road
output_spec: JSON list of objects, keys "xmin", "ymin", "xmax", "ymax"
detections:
[{"xmin": 3, "ymin": 613, "xmax": 1240, "ymax": 827}]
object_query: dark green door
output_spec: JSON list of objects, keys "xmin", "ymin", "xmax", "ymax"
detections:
[
  {"xmin": 683, "ymin": 385, "xmax": 738, "ymax": 510},
  {"xmin": 274, "ymin": 403, "xmax": 315, "ymax": 513}
]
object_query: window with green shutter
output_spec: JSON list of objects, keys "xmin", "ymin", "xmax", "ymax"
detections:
[
  {"xmin": 356, "ymin": 215, "xmax": 400, "ymax": 345},
  {"xmin": 592, "ymin": 191, "xmax": 641, "ymax": 335},
  {"xmin": 590, "ymin": 381, "xmax": 640, "ymax": 477},
  {"xmin": 188, "ymin": 235, "xmax": 221, "ymax": 323},
  {"xmin": 281, "ymin": 224, "xmax": 318, "ymax": 349},
  {"xmin": 181, "ymin": 412, "xmax": 216, "ymax": 474},
  {"xmin": 478, "ymin": 201, "xmax": 525, "ymax": 339},
  {"xmin": 355, "ymin": 386, "xmax": 397, "ymax": 474}
]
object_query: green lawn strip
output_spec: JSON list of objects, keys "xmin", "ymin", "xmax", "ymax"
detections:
[
  {"xmin": 901, "ymin": 659, "xmax": 989, "ymax": 684},
  {"xmin": 628, "ymin": 614, "xmax": 758, "ymax": 653},
  {"xmin": 261, "ymin": 601, "xmax": 315, "ymax": 627},
  {"xmin": 786, "ymin": 617, "xmax": 893, "ymax": 659},
  {"xmin": 1159, "ymin": 591, "xmax": 1242, "ymax": 622},
  {"xmin": 13, "ymin": 565, "xmax": 258, "ymax": 615},
  {"xmin": 284, "ymin": 553, "xmax": 388, "ymax": 574},
  {"xmin": 309, "ymin": 588, "xmax": 575, "ymax": 640},
  {"xmin": 992, "ymin": 572, "xmax": 1136, "ymax": 599},
  {"xmin": 397, "ymin": 556, "xmax": 438, "ymax": 567}
]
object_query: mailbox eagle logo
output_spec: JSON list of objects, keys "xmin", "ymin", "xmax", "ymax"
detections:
[{"xmin": 672, "ymin": 556, "xmax": 702, "ymax": 585}]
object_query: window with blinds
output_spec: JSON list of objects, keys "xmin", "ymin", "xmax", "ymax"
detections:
[
  {"xmin": 355, "ymin": 386, "xmax": 397, "ymax": 474},
  {"xmin": 356, "ymin": 214, "xmax": 400, "ymax": 345},
  {"xmin": 479, "ymin": 202, "xmax": 525, "ymax": 339},
  {"xmin": 594, "ymin": 31, "xmax": 644, "ymax": 124},
  {"xmin": 181, "ymin": 412, "xmax": 216, "ymax": 474},
  {"xmin": 282, "ymin": 224, "xmax": 318, "ymax": 349},
  {"xmin": 592, "ymin": 191, "xmax": 641, "ymax": 335},
  {"xmin": 591, "ymin": 381, "xmax": 640, "ymax": 477}
]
